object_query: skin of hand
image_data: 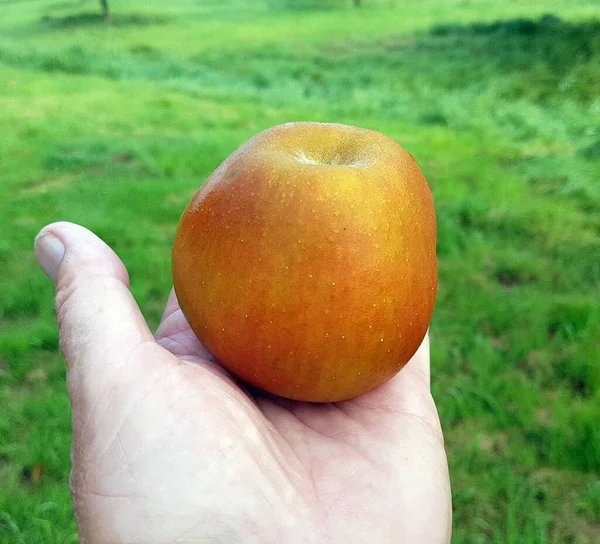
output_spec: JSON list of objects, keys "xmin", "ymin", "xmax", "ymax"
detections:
[{"xmin": 34, "ymin": 222, "xmax": 452, "ymax": 544}]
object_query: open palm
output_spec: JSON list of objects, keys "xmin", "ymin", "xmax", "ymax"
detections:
[{"xmin": 36, "ymin": 222, "xmax": 451, "ymax": 544}]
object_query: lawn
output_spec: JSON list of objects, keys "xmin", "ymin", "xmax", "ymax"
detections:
[{"xmin": 1, "ymin": 0, "xmax": 599, "ymax": 542}]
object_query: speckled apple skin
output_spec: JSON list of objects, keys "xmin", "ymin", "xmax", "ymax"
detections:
[{"xmin": 172, "ymin": 122, "xmax": 437, "ymax": 402}]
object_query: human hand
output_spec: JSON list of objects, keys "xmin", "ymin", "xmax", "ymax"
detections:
[{"xmin": 35, "ymin": 222, "xmax": 452, "ymax": 544}]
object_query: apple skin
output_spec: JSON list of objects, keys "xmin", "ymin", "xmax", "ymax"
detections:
[{"xmin": 172, "ymin": 122, "xmax": 437, "ymax": 402}]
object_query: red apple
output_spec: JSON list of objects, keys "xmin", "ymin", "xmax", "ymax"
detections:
[{"xmin": 172, "ymin": 122, "xmax": 437, "ymax": 402}]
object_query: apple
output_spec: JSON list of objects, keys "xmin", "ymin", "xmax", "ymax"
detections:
[{"xmin": 172, "ymin": 122, "xmax": 437, "ymax": 402}]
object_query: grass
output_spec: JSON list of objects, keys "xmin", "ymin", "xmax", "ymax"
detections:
[{"xmin": 0, "ymin": 0, "xmax": 599, "ymax": 542}]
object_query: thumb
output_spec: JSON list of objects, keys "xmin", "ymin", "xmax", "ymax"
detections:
[{"xmin": 34, "ymin": 222, "xmax": 154, "ymax": 372}]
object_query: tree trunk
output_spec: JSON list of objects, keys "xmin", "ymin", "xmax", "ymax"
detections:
[{"xmin": 99, "ymin": 0, "xmax": 110, "ymax": 21}]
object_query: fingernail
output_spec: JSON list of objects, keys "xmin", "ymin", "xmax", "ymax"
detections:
[{"xmin": 35, "ymin": 232, "xmax": 65, "ymax": 283}]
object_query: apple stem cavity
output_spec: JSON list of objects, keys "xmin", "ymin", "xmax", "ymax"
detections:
[{"xmin": 295, "ymin": 150, "xmax": 372, "ymax": 168}]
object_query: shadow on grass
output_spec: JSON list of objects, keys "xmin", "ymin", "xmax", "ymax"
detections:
[
  {"xmin": 409, "ymin": 15, "xmax": 600, "ymax": 102},
  {"xmin": 40, "ymin": 11, "xmax": 171, "ymax": 29},
  {"xmin": 431, "ymin": 13, "xmax": 575, "ymax": 37}
]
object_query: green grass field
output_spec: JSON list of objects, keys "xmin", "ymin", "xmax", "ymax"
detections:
[{"xmin": 1, "ymin": 0, "xmax": 599, "ymax": 542}]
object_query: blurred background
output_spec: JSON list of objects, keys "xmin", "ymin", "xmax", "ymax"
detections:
[{"xmin": 1, "ymin": 0, "xmax": 599, "ymax": 542}]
